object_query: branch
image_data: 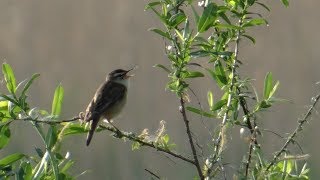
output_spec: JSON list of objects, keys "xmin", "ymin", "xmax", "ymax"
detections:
[
  {"xmin": 266, "ymin": 92, "xmax": 320, "ymax": 171},
  {"xmin": 13, "ymin": 116, "xmax": 81, "ymax": 124},
  {"xmin": 98, "ymin": 124, "xmax": 195, "ymax": 165},
  {"xmin": 179, "ymin": 96, "xmax": 204, "ymax": 179}
]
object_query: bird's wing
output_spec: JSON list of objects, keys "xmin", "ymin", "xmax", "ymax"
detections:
[{"xmin": 84, "ymin": 81, "xmax": 126, "ymax": 121}]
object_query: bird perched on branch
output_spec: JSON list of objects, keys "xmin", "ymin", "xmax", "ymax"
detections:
[{"xmin": 82, "ymin": 68, "xmax": 134, "ymax": 146}]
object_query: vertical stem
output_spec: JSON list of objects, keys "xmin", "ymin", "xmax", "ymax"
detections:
[{"xmin": 179, "ymin": 96, "xmax": 204, "ymax": 180}]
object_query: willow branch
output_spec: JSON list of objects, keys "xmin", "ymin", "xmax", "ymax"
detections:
[
  {"xmin": 179, "ymin": 96, "xmax": 204, "ymax": 180},
  {"xmin": 266, "ymin": 92, "xmax": 320, "ymax": 171},
  {"xmin": 98, "ymin": 124, "xmax": 195, "ymax": 165}
]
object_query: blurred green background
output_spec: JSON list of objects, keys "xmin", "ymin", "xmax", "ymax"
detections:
[{"xmin": 0, "ymin": 1, "xmax": 319, "ymax": 179}]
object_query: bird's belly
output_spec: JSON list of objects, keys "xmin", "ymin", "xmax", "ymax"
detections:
[{"xmin": 104, "ymin": 96, "xmax": 127, "ymax": 120}]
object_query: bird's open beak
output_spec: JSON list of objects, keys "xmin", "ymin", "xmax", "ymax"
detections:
[{"xmin": 124, "ymin": 65, "xmax": 138, "ymax": 79}]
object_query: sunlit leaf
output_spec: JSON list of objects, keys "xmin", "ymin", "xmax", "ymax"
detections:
[
  {"xmin": 263, "ymin": 72, "xmax": 273, "ymax": 99},
  {"xmin": 211, "ymin": 99, "xmax": 227, "ymax": 111},
  {"xmin": 51, "ymin": 84, "xmax": 64, "ymax": 117},
  {"xmin": 207, "ymin": 91, "xmax": 214, "ymax": 108},
  {"xmin": 2, "ymin": 63, "xmax": 17, "ymax": 94},
  {"xmin": 0, "ymin": 124, "xmax": 10, "ymax": 149},
  {"xmin": 0, "ymin": 153, "xmax": 25, "ymax": 168}
]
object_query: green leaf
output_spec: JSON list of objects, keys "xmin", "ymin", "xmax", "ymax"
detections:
[
  {"xmin": 281, "ymin": 0, "xmax": 289, "ymax": 7},
  {"xmin": 211, "ymin": 99, "xmax": 227, "ymax": 111},
  {"xmin": 174, "ymin": 29, "xmax": 184, "ymax": 42},
  {"xmin": 168, "ymin": 12, "xmax": 186, "ymax": 27},
  {"xmin": 0, "ymin": 124, "xmax": 10, "ymax": 149},
  {"xmin": 153, "ymin": 64, "xmax": 171, "ymax": 73},
  {"xmin": 45, "ymin": 126, "xmax": 58, "ymax": 149},
  {"xmin": 0, "ymin": 153, "xmax": 25, "ymax": 168},
  {"xmin": 0, "ymin": 94, "xmax": 19, "ymax": 107},
  {"xmin": 18, "ymin": 161, "xmax": 32, "ymax": 180},
  {"xmin": 60, "ymin": 160, "xmax": 74, "ymax": 173},
  {"xmin": 162, "ymin": 134, "xmax": 169, "ymax": 144},
  {"xmin": 269, "ymin": 81, "xmax": 280, "ymax": 99},
  {"xmin": 2, "ymin": 63, "xmax": 17, "ymax": 94},
  {"xmin": 197, "ymin": 3, "xmax": 218, "ymax": 32},
  {"xmin": 51, "ymin": 84, "xmax": 64, "ymax": 117},
  {"xmin": 186, "ymin": 106, "xmax": 215, "ymax": 118},
  {"xmin": 20, "ymin": 73, "xmax": 40, "ymax": 98},
  {"xmin": 207, "ymin": 91, "xmax": 214, "ymax": 108},
  {"xmin": 185, "ymin": 71, "xmax": 204, "ymax": 78},
  {"xmin": 132, "ymin": 142, "xmax": 142, "ymax": 150},
  {"xmin": 63, "ymin": 124, "xmax": 88, "ymax": 136},
  {"xmin": 148, "ymin": 28, "xmax": 171, "ymax": 40},
  {"xmin": 242, "ymin": 18, "xmax": 268, "ymax": 27},
  {"xmin": 214, "ymin": 60, "xmax": 228, "ymax": 86},
  {"xmin": 214, "ymin": 24, "xmax": 241, "ymax": 30},
  {"xmin": 256, "ymin": 2, "xmax": 270, "ymax": 11},
  {"xmin": 263, "ymin": 72, "xmax": 273, "ymax": 99},
  {"xmin": 242, "ymin": 34, "xmax": 256, "ymax": 44}
]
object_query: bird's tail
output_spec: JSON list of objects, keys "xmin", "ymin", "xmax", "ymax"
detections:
[{"xmin": 86, "ymin": 119, "xmax": 99, "ymax": 146}]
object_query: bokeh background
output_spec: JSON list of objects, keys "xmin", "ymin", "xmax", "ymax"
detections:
[{"xmin": 0, "ymin": 0, "xmax": 319, "ymax": 179}]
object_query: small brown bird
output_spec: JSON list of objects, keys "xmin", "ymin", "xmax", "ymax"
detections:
[{"xmin": 83, "ymin": 68, "xmax": 134, "ymax": 146}]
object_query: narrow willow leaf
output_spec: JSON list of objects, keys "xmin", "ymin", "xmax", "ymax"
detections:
[
  {"xmin": 256, "ymin": 2, "xmax": 270, "ymax": 11},
  {"xmin": 148, "ymin": 28, "xmax": 171, "ymax": 40},
  {"xmin": 186, "ymin": 106, "xmax": 215, "ymax": 118},
  {"xmin": 185, "ymin": 71, "xmax": 204, "ymax": 78},
  {"xmin": 214, "ymin": 60, "xmax": 228, "ymax": 86},
  {"xmin": 242, "ymin": 34, "xmax": 256, "ymax": 44},
  {"xmin": 207, "ymin": 91, "xmax": 214, "ymax": 109},
  {"xmin": 269, "ymin": 81, "xmax": 280, "ymax": 99},
  {"xmin": 153, "ymin": 64, "xmax": 171, "ymax": 73},
  {"xmin": 61, "ymin": 160, "xmax": 75, "ymax": 173},
  {"xmin": 0, "ymin": 153, "xmax": 25, "ymax": 168},
  {"xmin": 168, "ymin": 12, "xmax": 186, "ymax": 27},
  {"xmin": 197, "ymin": 3, "xmax": 218, "ymax": 33},
  {"xmin": 263, "ymin": 72, "xmax": 273, "ymax": 99},
  {"xmin": 51, "ymin": 84, "xmax": 64, "ymax": 117},
  {"xmin": 45, "ymin": 126, "xmax": 57, "ymax": 149},
  {"xmin": 211, "ymin": 99, "xmax": 227, "ymax": 111},
  {"xmin": 0, "ymin": 124, "xmax": 11, "ymax": 149},
  {"xmin": 174, "ymin": 29, "xmax": 184, "ymax": 42},
  {"xmin": 2, "ymin": 63, "xmax": 17, "ymax": 94},
  {"xmin": 215, "ymin": 24, "xmax": 241, "ymax": 30},
  {"xmin": 242, "ymin": 18, "xmax": 267, "ymax": 27}
]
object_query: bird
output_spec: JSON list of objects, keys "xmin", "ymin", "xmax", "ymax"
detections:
[{"xmin": 83, "ymin": 68, "xmax": 134, "ymax": 146}]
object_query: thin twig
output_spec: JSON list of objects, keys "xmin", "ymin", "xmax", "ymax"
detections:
[
  {"xmin": 266, "ymin": 92, "xmax": 320, "ymax": 171},
  {"xmin": 145, "ymin": 168, "xmax": 161, "ymax": 179},
  {"xmin": 99, "ymin": 124, "xmax": 195, "ymax": 165},
  {"xmin": 14, "ymin": 116, "xmax": 81, "ymax": 124},
  {"xmin": 179, "ymin": 97, "xmax": 204, "ymax": 179}
]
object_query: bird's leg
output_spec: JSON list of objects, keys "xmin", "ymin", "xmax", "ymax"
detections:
[{"xmin": 103, "ymin": 119, "xmax": 121, "ymax": 135}]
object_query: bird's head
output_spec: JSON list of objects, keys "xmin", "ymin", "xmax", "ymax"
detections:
[{"xmin": 107, "ymin": 68, "xmax": 135, "ymax": 83}]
